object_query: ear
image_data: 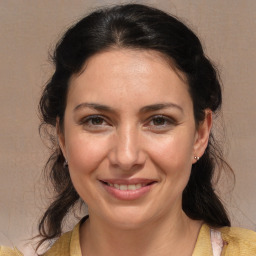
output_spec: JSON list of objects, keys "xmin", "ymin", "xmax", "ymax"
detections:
[
  {"xmin": 56, "ymin": 117, "xmax": 67, "ymax": 160},
  {"xmin": 192, "ymin": 109, "xmax": 212, "ymax": 163}
]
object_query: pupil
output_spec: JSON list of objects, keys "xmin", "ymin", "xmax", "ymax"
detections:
[
  {"xmin": 92, "ymin": 117, "xmax": 102, "ymax": 125},
  {"xmin": 154, "ymin": 117, "xmax": 164, "ymax": 125}
]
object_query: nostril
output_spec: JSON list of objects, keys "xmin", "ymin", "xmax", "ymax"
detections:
[{"xmin": 107, "ymin": 141, "xmax": 146, "ymax": 171}]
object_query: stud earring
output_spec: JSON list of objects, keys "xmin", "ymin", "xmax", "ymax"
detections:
[
  {"xmin": 63, "ymin": 159, "xmax": 68, "ymax": 168},
  {"xmin": 194, "ymin": 156, "xmax": 200, "ymax": 161}
]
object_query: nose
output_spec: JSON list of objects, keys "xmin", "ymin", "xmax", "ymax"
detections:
[{"xmin": 108, "ymin": 124, "xmax": 146, "ymax": 171}]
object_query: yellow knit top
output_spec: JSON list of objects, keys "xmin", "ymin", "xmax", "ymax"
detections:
[{"xmin": 1, "ymin": 221, "xmax": 256, "ymax": 255}]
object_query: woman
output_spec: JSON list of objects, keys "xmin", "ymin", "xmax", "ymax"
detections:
[{"xmin": 1, "ymin": 3, "xmax": 255, "ymax": 256}]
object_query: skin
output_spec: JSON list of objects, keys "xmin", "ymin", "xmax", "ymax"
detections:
[{"xmin": 58, "ymin": 49, "xmax": 212, "ymax": 256}]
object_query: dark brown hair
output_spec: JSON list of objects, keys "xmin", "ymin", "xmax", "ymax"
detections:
[{"xmin": 38, "ymin": 3, "xmax": 231, "ymax": 248}]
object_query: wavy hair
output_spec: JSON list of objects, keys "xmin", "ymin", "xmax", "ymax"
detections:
[{"xmin": 38, "ymin": 3, "xmax": 232, "ymax": 248}]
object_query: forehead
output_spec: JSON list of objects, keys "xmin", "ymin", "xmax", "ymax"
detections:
[
  {"xmin": 67, "ymin": 49, "xmax": 192, "ymax": 110},
  {"xmin": 73, "ymin": 48, "xmax": 187, "ymax": 85}
]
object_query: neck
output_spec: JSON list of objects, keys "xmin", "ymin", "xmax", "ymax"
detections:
[{"xmin": 80, "ymin": 210, "xmax": 202, "ymax": 256}]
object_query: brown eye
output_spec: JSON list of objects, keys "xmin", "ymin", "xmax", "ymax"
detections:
[
  {"xmin": 90, "ymin": 116, "xmax": 104, "ymax": 125},
  {"xmin": 79, "ymin": 115, "xmax": 110, "ymax": 130},
  {"xmin": 145, "ymin": 115, "xmax": 177, "ymax": 132},
  {"xmin": 152, "ymin": 116, "xmax": 166, "ymax": 126}
]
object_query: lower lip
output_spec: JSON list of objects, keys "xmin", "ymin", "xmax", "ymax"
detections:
[{"xmin": 101, "ymin": 182, "xmax": 155, "ymax": 200}]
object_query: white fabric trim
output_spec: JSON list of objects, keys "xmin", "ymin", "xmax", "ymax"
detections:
[{"xmin": 210, "ymin": 229, "xmax": 223, "ymax": 256}]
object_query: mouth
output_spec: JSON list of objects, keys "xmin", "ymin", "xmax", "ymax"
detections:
[
  {"xmin": 99, "ymin": 179, "xmax": 157, "ymax": 200},
  {"xmin": 100, "ymin": 181, "xmax": 156, "ymax": 191}
]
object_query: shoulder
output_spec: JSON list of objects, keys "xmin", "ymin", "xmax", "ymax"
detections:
[
  {"xmin": 0, "ymin": 246, "xmax": 23, "ymax": 256},
  {"xmin": 42, "ymin": 231, "xmax": 72, "ymax": 256},
  {"xmin": 219, "ymin": 226, "xmax": 256, "ymax": 254},
  {"xmin": 42, "ymin": 218, "xmax": 82, "ymax": 256}
]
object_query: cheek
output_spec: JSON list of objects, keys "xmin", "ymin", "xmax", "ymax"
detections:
[
  {"xmin": 65, "ymin": 134, "xmax": 111, "ymax": 203},
  {"xmin": 146, "ymin": 132, "xmax": 195, "ymax": 194},
  {"xmin": 148, "ymin": 132, "xmax": 195, "ymax": 168},
  {"xmin": 66, "ymin": 134, "xmax": 110, "ymax": 175}
]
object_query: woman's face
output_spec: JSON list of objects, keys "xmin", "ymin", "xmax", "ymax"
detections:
[{"xmin": 59, "ymin": 49, "xmax": 211, "ymax": 228}]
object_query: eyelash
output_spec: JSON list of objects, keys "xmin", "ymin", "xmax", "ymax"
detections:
[
  {"xmin": 79, "ymin": 115, "xmax": 110, "ymax": 128},
  {"xmin": 79, "ymin": 114, "xmax": 177, "ymax": 131},
  {"xmin": 146, "ymin": 115, "xmax": 177, "ymax": 130}
]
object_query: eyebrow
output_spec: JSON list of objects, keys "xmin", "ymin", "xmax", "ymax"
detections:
[
  {"xmin": 74, "ymin": 102, "xmax": 183, "ymax": 114},
  {"xmin": 140, "ymin": 103, "xmax": 184, "ymax": 114},
  {"xmin": 73, "ymin": 103, "xmax": 115, "ymax": 113}
]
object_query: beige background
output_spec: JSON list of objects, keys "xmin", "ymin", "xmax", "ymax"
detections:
[{"xmin": 1, "ymin": 0, "xmax": 256, "ymax": 253}]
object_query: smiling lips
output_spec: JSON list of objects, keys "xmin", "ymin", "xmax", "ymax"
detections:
[{"xmin": 100, "ymin": 179, "xmax": 156, "ymax": 200}]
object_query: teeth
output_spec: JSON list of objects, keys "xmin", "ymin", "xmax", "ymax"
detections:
[
  {"xmin": 107, "ymin": 183, "xmax": 146, "ymax": 190},
  {"xmin": 128, "ymin": 184, "xmax": 136, "ymax": 190},
  {"xmin": 119, "ymin": 185, "xmax": 127, "ymax": 190},
  {"xmin": 135, "ymin": 184, "xmax": 142, "ymax": 189}
]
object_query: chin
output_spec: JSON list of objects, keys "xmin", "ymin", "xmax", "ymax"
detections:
[{"xmin": 102, "ymin": 206, "xmax": 155, "ymax": 230}]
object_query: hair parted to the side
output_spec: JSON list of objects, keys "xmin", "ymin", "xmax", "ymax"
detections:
[{"xmin": 38, "ymin": 3, "xmax": 232, "ymax": 249}]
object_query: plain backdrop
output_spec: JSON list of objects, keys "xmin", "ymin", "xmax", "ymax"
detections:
[{"xmin": 1, "ymin": 0, "xmax": 256, "ymax": 253}]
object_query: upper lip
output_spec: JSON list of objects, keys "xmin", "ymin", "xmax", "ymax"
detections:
[{"xmin": 99, "ymin": 178, "xmax": 157, "ymax": 185}]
